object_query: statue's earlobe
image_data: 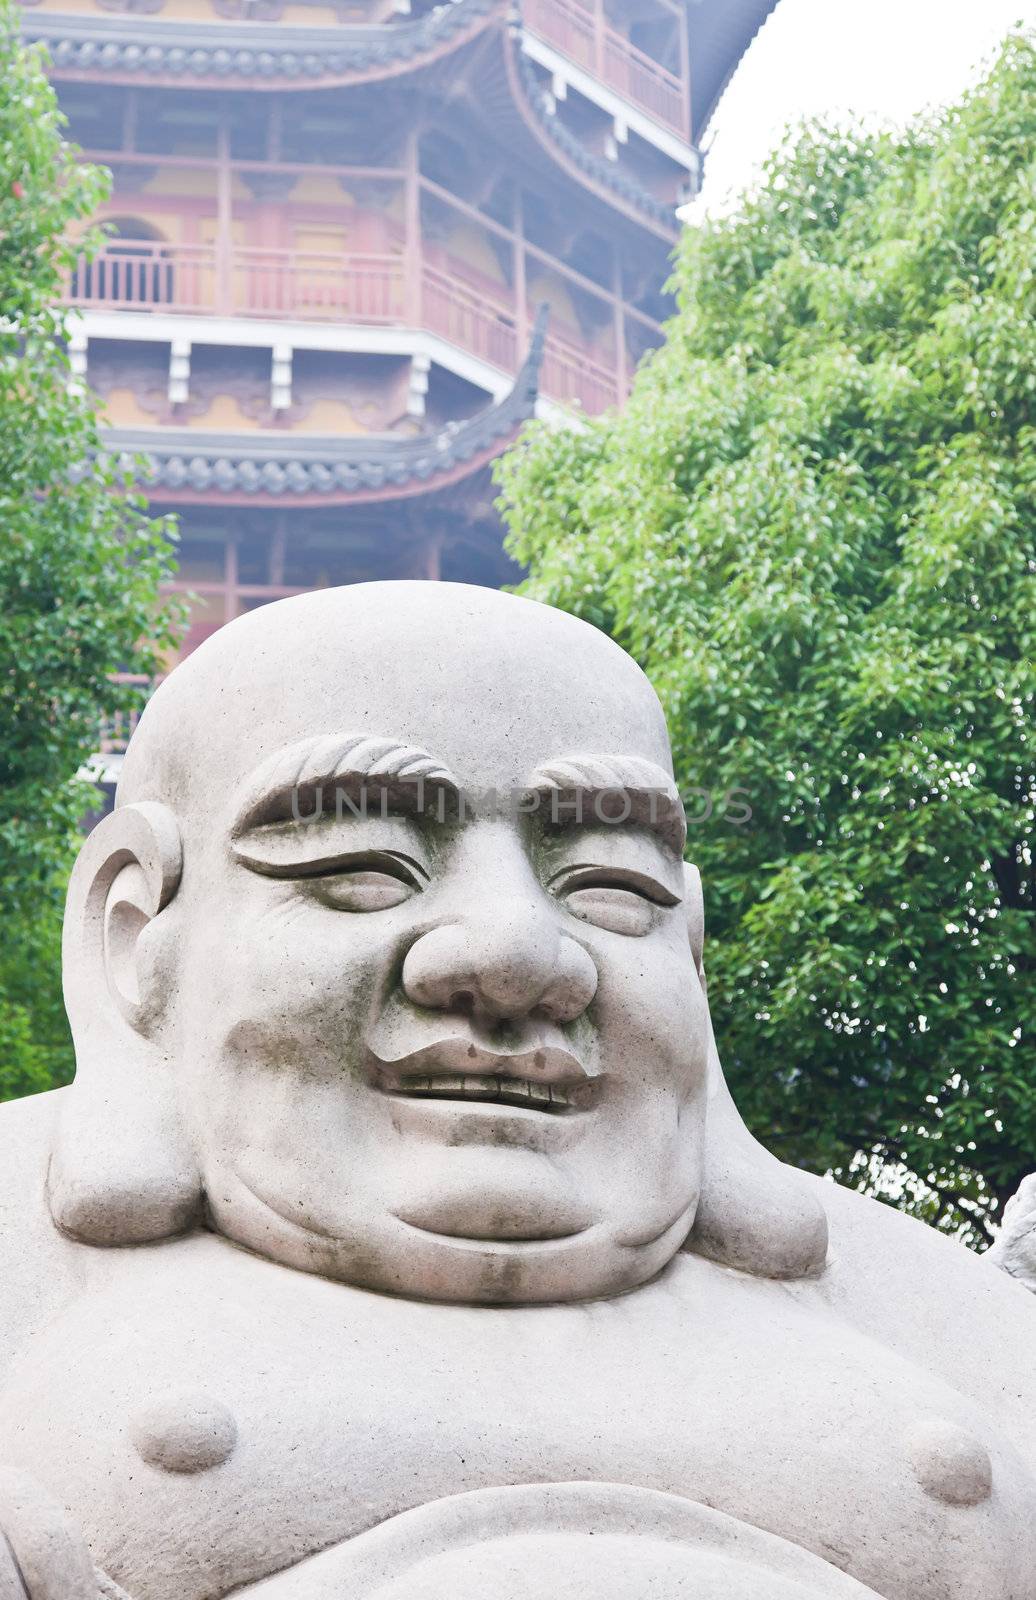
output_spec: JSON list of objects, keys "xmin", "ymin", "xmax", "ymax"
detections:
[
  {"xmin": 682, "ymin": 863, "xmax": 829, "ymax": 1279},
  {"xmin": 684, "ymin": 861, "xmax": 704, "ymax": 979},
  {"xmin": 49, "ymin": 802, "xmax": 203, "ymax": 1246}
]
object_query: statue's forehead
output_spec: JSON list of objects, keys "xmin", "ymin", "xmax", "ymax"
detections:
[
  {"xmin": 210, "ymin": 660, "xmax": 670, "ymax": 794},
  {"xmin": 121, "ymin": 585, "xmax": 673, "ymax": 811}
]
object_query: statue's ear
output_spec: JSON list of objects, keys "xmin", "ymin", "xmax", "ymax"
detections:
[
  {"xmin": 48, "ymin": 802, "xmax": 203, "ymax": 1246},
  {"xmin": 683, "ymin": 861, "xmax": 704, "ymax": 980},
  {"xmin": 682, "ymin": 862, "xmax": 829, "ymax": 1279}
]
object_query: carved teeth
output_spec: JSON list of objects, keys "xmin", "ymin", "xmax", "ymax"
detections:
[{"xmin": 393, "ymin": 1073, "xmax": 578, "ymax": 1111}]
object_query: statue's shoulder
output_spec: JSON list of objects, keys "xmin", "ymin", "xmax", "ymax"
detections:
[
  {"xmin": 0, "ymin": 1085, "xmax": 59, "ymax": 1215},
  {"xmin": 0, "ymin": 1088, "xmax": 85, "ymax": 1368},
  {"xmin": 804, "ymin": 1172, "xmax": 1035, "ymax": 1436},
  {"xmin": 0, "ymin": 1077, "xmax": 61, "ymax": 1155}
]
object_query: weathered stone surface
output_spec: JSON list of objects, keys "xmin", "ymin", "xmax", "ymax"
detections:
[
  {"xmin": 905, "ymin": 1417, "xmax": 993, "ymax": 1507},
  {"xmin": 129, "ymin": 1393, "xmax": 238, "ymax": 1475},
  {"xmin": 0, "ymin": 582, "xmax": 1031, "ymax": 1599},
  {"xmin": 987, "ymin": 1172, "xmax": 1036, "ymax": 1292}
]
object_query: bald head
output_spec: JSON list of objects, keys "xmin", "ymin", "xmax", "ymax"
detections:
[
  {"xmin": 118, "ymin": 583, "xmax": 674, "ymax": 828},
  {"xmin": 57, "ymin": 577, "xmax": 828, "ymax": 1300}
]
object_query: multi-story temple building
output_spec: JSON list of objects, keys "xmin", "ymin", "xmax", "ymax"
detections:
[{"xmin": 21, "ymin": 0, "xmax": 776, "ymax": 666}]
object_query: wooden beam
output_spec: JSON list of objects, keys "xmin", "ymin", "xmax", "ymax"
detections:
[
  {"xmin": 215, "ymin": 119, "xmax": 233, "ymax": 316},
  {"xmin": 514, "ymin": 188, "xmax": 528, "ymax": 350},
  {"xmin": 404, "ymin": 127, "xmax": 421, "ymax": 322},
  {"xmin": 81, "ymin": 147, "xmax": 405, "ymax": 182},
  {"xmin": 121, "ymin": 89, "xmax": 138, "ymax": 155},
  {"xmin": 269, "ymin": 519, "xmax": 287, "ymax": 586},
  {"xmin": 268, "ymin": 96, "xmax": 283, "ymax": 164},
  {"xmin": 612, "ymin": 250, "xmax": 627, "ymax": 395},
  {"xmin": 223, "ymin": 538, "xmax": 239, "ymax": 624},
  {"xmin": 677, "ymin": 3, "xmax": 691, "ymax": 139}
]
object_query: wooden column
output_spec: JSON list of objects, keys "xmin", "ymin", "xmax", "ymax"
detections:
[
  {"xmin": 677, "ymin": 5, "xmax": 691, "ymax": 140},
  {"xmin": 612, "ymin": 250, "xmax": 627, "ymax": 398},
  {"xmin": 592, "ymin": 0, "xmax": 605, "ymax": 77},
  {"xmin": 423, "ymin": 535, "xmax": 442, "ymax": 582},
  {"xmin": 122, "ymin": 89, "xmax": 138, "ymax": 154},
  {"xmin": 404, "ymin": 128, "xmax": 421, "ymax": 326},
  {"xmin": 216, "ymin": 117, "xmax": 233, "ymax": 315},
  {"xmin": 224, "ymin": 538, "xmax": 239, "ymax": 624},
  {"xmin": 514, "ymin": 187, "xmax": 528, "ymax": 352},
  {"xmin": 267, "ymin": 96, "xmax": 283, "ymax": 163},
  {"xmin": 269, "ymin": 517, "xmax": 287, "ymax": 587}
]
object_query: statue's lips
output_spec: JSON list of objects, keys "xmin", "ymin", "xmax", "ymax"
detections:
[{"xmin": 369, "ymin": 1036, "xmax": 598, "ymax": 1115}]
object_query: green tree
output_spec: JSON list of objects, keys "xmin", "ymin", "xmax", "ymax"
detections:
[
  {"xmin": 497, "ymin": 34, "xmax": 1036, "ymax": 1245},
  {"xmin": 0, "ymin": 0, "xmax": 180, "ymax": 1093}
]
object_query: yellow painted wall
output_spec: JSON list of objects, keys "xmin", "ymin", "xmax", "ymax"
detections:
[
  {"xmin": 293, "ymin": 225, "xmax": 348, "ymax": 254},
  {"xmin": 527, "ymin": 269, "xmax": 579, "ymax": 331},
  {"xmin": 298, "ymin": 398, "xmax": 366, "ymax": 433},
  {"xmin": 144, "ymin": 168, "xmax": 219, "ymax": 201},
  {"xmin": 184, "ymin": 393, "xmax": 258, "ymax": 429},
  {"xmin": 288, "ymin": 174, "xmax": 352, "ymax": 208},
  {"xmin": 24, "ymin": 0, "xmax": 97, "ymax": 15},
  {"xmin": 100, "ymin": 388, "xmax": 162, "ymax": 427},
  {"xmin": 158, "ymin": 0, "xmax": 223, "ymax": 20},
  {"xmin": 197, "ymin": 216, "xmax": 247, "ymax": 244},
  {"xmin": 101, "ymin": 205, "xmax": 184, "ymax": 242},
  {"xmin": 445, "ymin": 221, "xmax": 508, "ymax": 286}
]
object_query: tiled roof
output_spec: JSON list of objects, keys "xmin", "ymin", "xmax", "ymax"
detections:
[
  {"xmin": 689, "ymin": 0, "xmax": 779, "ymax": 139},
  {"xmin": 515, "ymin": 50, "xmax": 677, "ymax": 233},
  {"xmin": 99, "ymin": 307, "xmax": 546, "ymax": 501},
  {"xmin": 21, "ymin": 0, "xmax": 497, "ymax": 80},
  {"xmin": 23, "ymin": 1, "xmax": 778, "ymax": 224},
  {"xmin": 23, "ymin": 0, "xmax": 777, "ymax": 115}
]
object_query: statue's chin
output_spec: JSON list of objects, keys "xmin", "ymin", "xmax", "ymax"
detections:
[
  {"xmin": 208, "ymin": 1162, "xmax": 693, "ymax": 1305},
  {"xmin": 390, "ymin": 1167, "xmax": 594, "ymax": 1243}
]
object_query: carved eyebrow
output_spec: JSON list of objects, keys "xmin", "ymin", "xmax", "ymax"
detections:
[
  {"xmin": 229, "ymin": 733, "xmax": 460, "ymax": 837},
  {"xmin": 525, "ymin": 753, "xmax": 686, "ymax": 856}
]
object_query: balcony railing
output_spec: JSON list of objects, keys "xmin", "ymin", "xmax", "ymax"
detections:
[
  {"xmin": 523, "ymin": 0, "xmax": 688, "ymax": 138},
  {"xmin": 65, "ymin": 240, "xmax": 626, "ymax": 413},
  {"xmin": 540, "ymin": 330, "xmax": 617, "ymax": 416},
  {"xmin": 236, "ymin": 248, "xmax": 407, "ymax": 321},
  {"xmin": 421, "ymin": 264, "xmax": 520, "ymax": 373},
  {"xmin": 68, "ymin": 244, "xmax": 407, "ymax": 323}
]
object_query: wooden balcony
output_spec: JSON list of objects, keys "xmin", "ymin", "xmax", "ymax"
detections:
[
  {"xmin": 523, "ymin": 0, "xmax": 689, "ymax": 138},
  {"xmin": 64, "ymin": 239, "xmax": 628, "ymax": 414}
]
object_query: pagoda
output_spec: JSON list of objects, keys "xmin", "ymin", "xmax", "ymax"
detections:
[{"xmin": 20, "ymin": 0, "xmax": 776, "ymax": 672}]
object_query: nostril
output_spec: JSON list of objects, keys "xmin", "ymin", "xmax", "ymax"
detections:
[{"xmin": 449, "ymin": 990, "xmax": 475, "ymax": 1016}]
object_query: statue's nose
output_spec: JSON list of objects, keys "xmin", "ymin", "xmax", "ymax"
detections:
[{"xmin": 402, "ymin": 901, "xmax": 598, "ymax": 1024}]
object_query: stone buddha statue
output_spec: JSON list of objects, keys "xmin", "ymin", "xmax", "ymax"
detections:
[{"xmin": 0, "ymin": 582, "xmax": 1032, "ymax": 1599}]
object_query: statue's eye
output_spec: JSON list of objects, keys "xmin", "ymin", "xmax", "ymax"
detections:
[
  {"xmin": 564, "ymin": 884, "xmax": 655, "ymax": 936},
  {"xmin": 557, "ymin": 872, "xmax": 677, "ymax": 936},
  {"xmin": 303, "ymin": 858, "xmax": 422, "ymax": 913}
]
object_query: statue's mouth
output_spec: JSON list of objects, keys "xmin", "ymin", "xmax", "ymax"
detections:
[
  {"xmin": 379, "ymin": 1070, "xmax": 592, "ymax": 1113},
  {"xmin": 368, "ymin": 1031, "xmax": 599, "ymax": 1115}
]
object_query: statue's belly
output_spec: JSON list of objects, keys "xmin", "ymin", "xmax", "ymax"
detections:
[
  {"xmin": 0, "ymin": 1237, "xmax": 1032, "ymax": 1600},
  {"xmin": 237, "ymin": 1483, "xmax": 884, "ymax": 1600}
]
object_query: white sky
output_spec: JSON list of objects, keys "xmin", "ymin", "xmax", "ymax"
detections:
[{"xmin": 687, "ymin": 0, "xmax": 1036, "ymax": 216}]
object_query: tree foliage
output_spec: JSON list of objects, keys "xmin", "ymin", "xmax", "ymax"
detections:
[
  {"xmin": 0, "ymin": 0, "xmax": 180, "ymax": 1093},
  {"xmin": 497, "ymin": 35, "xmax": 1036, "ymax": 1244}
]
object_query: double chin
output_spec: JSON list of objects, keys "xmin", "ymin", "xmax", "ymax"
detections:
[{"xmin": 204, "ymin": 1129, "xmax": 700, "ymax": 1305}]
